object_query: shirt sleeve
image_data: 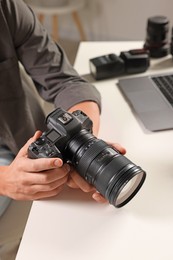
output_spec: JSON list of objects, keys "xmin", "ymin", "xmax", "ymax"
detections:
[{"xmin": 3, "ymin": 0, "xmax": 101, "ymax": 111}]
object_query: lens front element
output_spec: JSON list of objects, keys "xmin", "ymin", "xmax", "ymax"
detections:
[{"xmin": 110, "ymin": 167, "xmax": 146, "ymax": 207}]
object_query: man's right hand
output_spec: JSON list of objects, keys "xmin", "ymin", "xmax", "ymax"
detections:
[{"xmin": 0, "ymin": 131, "xmax": 70, "ymax": 200}]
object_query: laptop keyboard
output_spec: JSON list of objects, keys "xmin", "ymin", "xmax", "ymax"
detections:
[{"xmin": 151, "ymin": 74, "xmax": 173, "ymax": 105}]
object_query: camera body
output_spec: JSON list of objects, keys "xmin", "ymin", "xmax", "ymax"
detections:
[
  {"xmin": 28, "ymin": 109, "xmax": 93, "ymax": 162},
  {"xmin": 89, "ymin": 49, "xmax": 150, "ymax": 80},
  {"xmin": 28, "ymin": 108, "xmax": 146, "ymax": 208}
]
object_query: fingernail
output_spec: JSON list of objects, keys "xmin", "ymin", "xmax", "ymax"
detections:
[{"xmin": 54, "ymin": 159, "xmax": 63, "ymax": 167}]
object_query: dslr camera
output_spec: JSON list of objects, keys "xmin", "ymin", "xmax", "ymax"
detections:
[
  {"xmin": 89, "ymin": 49, "xmax": 150, "ymax": 80},
  {"xmin": 28, "ymin": 108, "xmax": 146, "ymax": 208}
]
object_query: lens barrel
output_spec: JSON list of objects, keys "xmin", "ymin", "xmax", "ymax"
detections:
[{"xmin": 67, "ymin": 130, "xmax": 146, "ymax": 208}]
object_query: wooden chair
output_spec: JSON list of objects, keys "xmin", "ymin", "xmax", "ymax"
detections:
[{"xmin": 25, "ymin": 0, "xmax": 87, "ymax": 42}]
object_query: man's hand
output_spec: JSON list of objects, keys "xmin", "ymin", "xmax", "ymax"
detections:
[
  {"xmin": 0, "ymin": 130, "xmax": 126, "ymax": 205},
  {"xmin": 0, "ymin": 131, "xmax": 70, "ymax": 200}
]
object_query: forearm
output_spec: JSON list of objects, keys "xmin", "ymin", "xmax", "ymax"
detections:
[{"xmin": 68, "ymin": 101, "xmax": 100, "ymax": 136}]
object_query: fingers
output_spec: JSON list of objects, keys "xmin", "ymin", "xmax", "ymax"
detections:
[
  {"xmin": 18, "ymin": 161, "xmax": 70, "ymax": 188},
  {"xmin": 34, "ymin": 185, "xmax": 64, "ymax": 200},
  {"xmin": 67, "ymin": 172, "xmax": 108, "ymax": 204},
  {"xmin": 5, "ymin": 161, "xmax": 70, "ymax": 200},
  {"xmin": 67, "ymin": 178, "xmax": 79, "ymax": 189},
  {"xmin": 31, "ymin": 175, "xmax": 68, "ymax": 192},
  {"xmin": 23, "ymin": 175, "xmax": 68, "ymax": 195},
  {"xmin": 67, "ymin": 173, "xmax": 108, "ymax": 204},
  {"xmin": 22, "ymin": 157, "xmax": 64, "ymax": 173},
  {"xmin": 29, "ymin": 164, "xmax": 70, "ymax": 185},
  {"xmin": 14, "ymin": 185, "xmax": 65, "ymax": 201},
  {"xmin": 107, "ymin": 142, "xmax": 126, "ymax": 155},
  {"xmin": 92, "ymin": 192, "xmax": 108, "ymax": 203},
  {"xmin": 67, "ymin": 168, "xmax": 95, "ymax": 193}
]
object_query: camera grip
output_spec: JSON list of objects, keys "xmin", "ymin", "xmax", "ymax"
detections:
[{"xmin": 28, "ymin": 136, "xmax": 63, "ymax": 160}]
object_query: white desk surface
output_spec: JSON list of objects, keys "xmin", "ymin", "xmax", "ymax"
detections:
[{"xmin": 16, "ymin": 42, "xmax": 173, "ymax": 260}]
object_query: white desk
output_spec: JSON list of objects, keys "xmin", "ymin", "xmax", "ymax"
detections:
[{"xmin": 16, "ymin": 42, "xmax": 173, "ymax": 260}]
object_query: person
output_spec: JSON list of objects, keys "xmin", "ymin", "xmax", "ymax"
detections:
[{"xmin": 0, "ymin": 0, "xmax": 126, "ymax": 259}]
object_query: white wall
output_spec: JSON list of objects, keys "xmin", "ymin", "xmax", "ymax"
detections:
[{"xmin": 51, "ymin": 0, "xmax": 173, "ymax": 41}]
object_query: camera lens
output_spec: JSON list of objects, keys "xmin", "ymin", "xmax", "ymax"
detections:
[
  {"xmin": 144, "ymin": 15, "xmax": 170, "ymax": 58},
  {"xmin": 67, "ymin": 130, "xmax": 146, "ymax": 208}
]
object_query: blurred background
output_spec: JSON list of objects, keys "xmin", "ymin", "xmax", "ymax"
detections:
[{"xmin": 24, "ymin": 0, "xmax": 173, "ymax": 64}]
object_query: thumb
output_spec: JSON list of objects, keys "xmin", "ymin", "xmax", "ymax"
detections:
[{"xmin": 17, "ymin": 130, "xmax": 42, "ymax": 158}]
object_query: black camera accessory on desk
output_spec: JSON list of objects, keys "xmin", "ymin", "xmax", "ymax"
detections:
[
  {"xmin": 89, "ymin": 49, "xmax": 150, "ymax": 80},
  {"xmin": 144, "ymin": 15, "xmax": 170, "ymax": 58},
  {"xmin": 28, "ymin": 107, "xmax": 146, "ymax": 208}
]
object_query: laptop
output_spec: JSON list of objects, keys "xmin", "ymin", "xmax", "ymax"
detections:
[{"xmin": 118, "ymin": 72, "xmax": 173, "ymax": 131}]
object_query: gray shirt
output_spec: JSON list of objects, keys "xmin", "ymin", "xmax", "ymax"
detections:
[
  {"xmin": 0, "ymin": 0, "xmax": 101, "ymax": 215},
  {"xmin": 0, "ymin": 0, "xmax": 101, "ymax": 154}
]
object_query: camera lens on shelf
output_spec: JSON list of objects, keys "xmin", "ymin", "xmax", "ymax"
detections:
[{"xmin": 144, "ymin": 15, "xmax": 170, "ymax": 58}]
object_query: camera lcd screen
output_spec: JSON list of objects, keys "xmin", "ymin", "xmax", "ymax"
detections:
[{"xmin": 46, "ymin": 130, "xmax": 60, "ymax": 142}]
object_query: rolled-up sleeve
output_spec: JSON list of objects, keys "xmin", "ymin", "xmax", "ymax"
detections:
[{"xmin": 5, "ymin": 0, "xmax": 101, "ymax": 111}]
